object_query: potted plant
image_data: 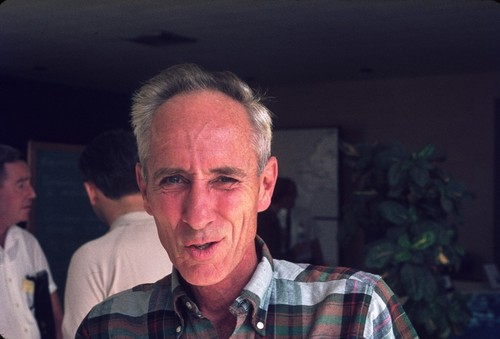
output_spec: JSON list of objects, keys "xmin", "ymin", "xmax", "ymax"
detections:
[{"xmin": 340, "ymin": 141, "xmax": 472, "ymax": 338}]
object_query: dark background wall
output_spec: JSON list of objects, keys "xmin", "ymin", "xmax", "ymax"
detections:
[
  {"xmin": 1, "ymin": 77, "xmax": 131, "ymax": 151},
  {"xmin": 1, "ymin": 71, "xmax": 499, "ymax": 281}
]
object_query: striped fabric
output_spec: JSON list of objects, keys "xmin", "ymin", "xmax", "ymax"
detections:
[{"xmin": 77, "ymin": 237, "xmax": 418, "ymax": 338}]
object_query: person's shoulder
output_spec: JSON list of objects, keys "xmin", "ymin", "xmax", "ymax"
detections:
[
  {"xmin": 271, "ymin": 262, "xmax": 387, "ymax": 308},
  {"xmin": 311, "ymin": 265, "xmax": 381, "ymax": 285},
  {"xmin": 108, "ymin": 212, "xmax": 158, "ymax": 240},
  {"xmin": 72, "ymin": 213, "xmax": 147, "ymax": 253},
  {"xmin": 86, "ymin": 276, "xmax": 172, "ymax": 318},
  {"xmin": 9, "ymin": 225, "xmax": 39, "ymax": 244},
  {"xmin": 9, "ymin": 224, "xmax": 32, "ymax": 236},
  {"xmin": 274, "ymin": 261, "xmax": 382, "ymax": 288},
  {"xmin": 70, "ymin": 231, "xmax": 114, "ymax": 259},
  {"xmin": 114, "ymin": 211, "xmax": 156, "ymax": 228}
]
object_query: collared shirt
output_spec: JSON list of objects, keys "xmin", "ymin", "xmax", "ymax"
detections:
[
  {"xmin": 63, "ymin": 211, "xmax": 172, "ymax": 339},
  {"xmin": 0, "ymin": 225, "xmax": 57, "ymax": 339},
  {"xmin": 77, "ymin": 237, "xmax": 418, "ymax": 338}
]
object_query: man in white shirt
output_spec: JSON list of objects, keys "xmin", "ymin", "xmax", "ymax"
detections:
[
  {"xmin": 0, "ymin": 144, "xmax": 63, "ymax": 339},
  {"xmin": 62, "ymin": 130, "xmax": 173, "ymax": 339}
]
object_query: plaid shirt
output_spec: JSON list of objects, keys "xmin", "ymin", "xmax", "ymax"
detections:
[{"xmin": 77, "ymin": 237, "xmax": 418, "ymax": 338}]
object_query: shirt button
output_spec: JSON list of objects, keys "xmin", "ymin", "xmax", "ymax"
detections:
[
  {"xmin": 185, "ymin": 301, "xmax": 193, "ymax": 310},
  {"xmin": 257, "ymin": 322, "xmax": 264, "ymax": 330},
  {"xmin": 176, "ymin": 326, "xmax": 182, "ymax": 333}
]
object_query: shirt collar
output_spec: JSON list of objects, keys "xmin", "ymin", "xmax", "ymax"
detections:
[
  {"xmin": 236, "ymin": 236, "xmax": 274, "ymax": 335},
  {"xmin": 171, "ymin": 236, "xmax": 275, "ymax": 336},
  {"xmin": 109, "ymin": 211, "xmax": 153, "ymax": 231},
  {"xmin": 0, "ymin": 226, "xmax": 22, "ymax": 263}
]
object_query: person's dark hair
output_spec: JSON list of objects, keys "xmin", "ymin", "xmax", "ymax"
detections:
[
  {"xmin": 79, "ymin": 130, "xmax": 140, "ymax": 199},
  {"xmin": 0, "ymin": 144, "xmax": 23, "ymax": 185}
]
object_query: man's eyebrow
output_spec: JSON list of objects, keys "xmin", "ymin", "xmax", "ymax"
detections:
[
  {"xmin": 16, "ymin": 176, "xmax": 30, "ymax": 184},
  {"xmin": 152, "ymin": 166, "xmax": 247, "ymax": 180},
  {"xmin": 211, "ymin": 166, "xmax": 247, "ymax": 177}
]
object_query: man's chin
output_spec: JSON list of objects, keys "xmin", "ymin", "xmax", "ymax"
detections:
[
  {"xmin": 180, "ymin": 265, "xmax": 227, "ymax": 287},
  {"xmin": 17, "ymin": 215, "xmax": 29, "ymax": 224}
]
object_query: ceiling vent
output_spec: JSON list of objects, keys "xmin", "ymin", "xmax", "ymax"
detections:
[{"xmin": 126, "ymin": 31, "xmax": 197, "ymax": 47}]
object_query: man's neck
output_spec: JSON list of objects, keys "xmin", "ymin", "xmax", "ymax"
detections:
[
  {"xmin": 103, "ymin": 193, "xmax": 145, "ymax": 226},
  {"xmin": 188, "ymin": 245, "xmax": 259, "ymax": 336},
  {"xmin": 189, "ymin": 280, "xmax": 242, "ymax": 339}
]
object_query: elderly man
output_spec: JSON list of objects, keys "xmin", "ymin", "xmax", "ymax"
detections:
[
  {"xmin": 0, "ymin": 144, "xmax": 63, "ymax": 339},
  {"xmin": 77, "ymin": 64, "xmax": 417, "ymax": 338}
]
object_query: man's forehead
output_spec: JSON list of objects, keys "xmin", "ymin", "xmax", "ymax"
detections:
[
  {"xmin": 155, "ymin": 90, "xmax": 248, "ymax": 122},
  {"xmin": 150, "ymin": 94, "xmax": 252, "ymax": 151},
  {"xmin": 4, "ymin": 161, "xmax": 30, "ymax": 180}
]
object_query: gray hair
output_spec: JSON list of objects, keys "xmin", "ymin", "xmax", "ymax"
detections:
[{"xmin": 131, "ymin": 64, "xmax": 273, "ymax": 177}]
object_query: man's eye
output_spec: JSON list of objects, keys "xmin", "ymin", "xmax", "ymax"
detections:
[
  {"xmin": 216, "ymin": 176, "xmax": 238, "ymax": 184},
  {"xmin": 159, "ymin": 175, "xmax": 185, "ymax": 186}
]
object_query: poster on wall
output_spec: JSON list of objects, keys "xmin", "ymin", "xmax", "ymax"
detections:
[{"xmin": 271, "ymin": 128, "xmax": 339, "ymax": 265}]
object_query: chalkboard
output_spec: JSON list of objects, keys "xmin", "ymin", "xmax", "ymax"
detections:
[{"xmin": 27, "ymin": 141, "xmax": 106, "ymax": 301}]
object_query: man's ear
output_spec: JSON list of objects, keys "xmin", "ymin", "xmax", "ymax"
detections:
[
  {"xmin": 136, "ymin": 163, "xmax": 153, "ymax": 215},
  {"xmin": 258, "ymin": 156, "xmax": 278, "ymax": 212},
  {"xmin": 83, "ymin": 182, "xmax": 98, "ymax": 206}
]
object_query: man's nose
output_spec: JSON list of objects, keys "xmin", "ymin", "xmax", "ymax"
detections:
[
  {"xmin": 28, "ymin": 183, "xmax": 36, "ymax": 199},
  {"xmin": 181, "ymin": 183, "xmax": 214, "ymax": 230}
]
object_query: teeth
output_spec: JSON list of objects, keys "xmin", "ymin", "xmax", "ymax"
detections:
[{"xmin": 195, "ymin": 243, "xmax": 211, "ymax": 250}]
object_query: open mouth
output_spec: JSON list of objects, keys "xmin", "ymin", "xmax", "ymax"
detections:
[{"xmin": 192, "ymin": 242, "xmax": 215, "ymax": 250}]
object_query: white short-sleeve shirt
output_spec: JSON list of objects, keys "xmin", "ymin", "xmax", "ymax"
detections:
[{"xmin": 0, "ymin": 225, "xmax": 57, "ymax": 339}]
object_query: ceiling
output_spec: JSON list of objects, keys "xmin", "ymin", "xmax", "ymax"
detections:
[{"xmin": 1, "ymin": 0, "xmax": 499, "ymax": 96}]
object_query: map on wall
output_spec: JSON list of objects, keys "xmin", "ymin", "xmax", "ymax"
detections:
[{"xmin": 272, "ymin": 128, "xmax": 339, "ymax": 265}]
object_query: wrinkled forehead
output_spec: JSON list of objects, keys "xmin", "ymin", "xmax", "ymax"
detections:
[{"xmin": 145, "ymin": 90, "xmax": 257, "ymax": 166}]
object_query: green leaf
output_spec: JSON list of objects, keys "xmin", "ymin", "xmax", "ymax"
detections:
[
  {"xmin": 365, "ymin": 240, "xmax": 395, "ymax": 269},
  {"xmin": 388, "ymin": 162, "xmax": 405, "ymax": 187},
  {"xmin": 397, "ymin": 233, "xmax": 411, "ymax": 249},
  {"xmin": 401, "ymin": 263, "xmax": 423, "ymax": 300},
  {"xmin": 436, "ymin": 228, "xmax": 454, "ymax": 246},
  {"xmin": 388, "ymin": 185, "xmax": 405, "ymax": 199},
  {"xmin": 420, "ymin": 270, "xmax": 438, "ymax": 302},
  {"xmin": 440, "ymin": 195, "xmax": 454, "ymax": 213},
  {"xmin": 454, "ymin": 244, "xmax": 465, "ymax": 256},
  {"xmin": 410, "ymin": 251, "xmax": 425, "ymax": 264},
  {"xmin": 411, "ymin": 231, "xmax": 436, "ymax": 250},
  {"xmin": 415, "ymin": 144, "xmax": 435, "ymax": 160},
  {"xmin": 410, "ymin": 166, "xmax": 430, "ymax": 187},
  {"xmin": 379, "ymin": 201, "xmax": 410, "ymax": 225},
  {"xmin": 393, "ymin": 249, "xmax": 411, "ymax": 263},
  {"xmin": 401, "ymin": 264, "xmax": 438, "ymax": 301}
]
